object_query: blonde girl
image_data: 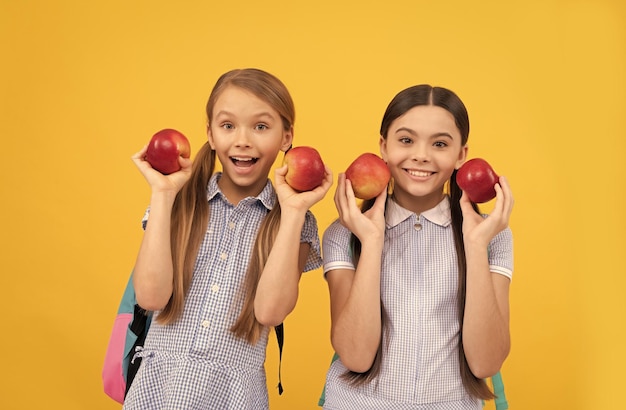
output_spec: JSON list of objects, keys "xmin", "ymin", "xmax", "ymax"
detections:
[{"xmin": 123, "ymin": 68, "xmax": 333, "ymax": 409}]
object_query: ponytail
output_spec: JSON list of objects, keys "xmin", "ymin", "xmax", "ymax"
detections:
[
  {"xmin": 230, "ymin": 202, "xmax": 282, "ymax": 344},
  {"xmin": 156, "ymin": 142, "xmax": 215, "ymax": 324},
  {"xmin": 450, "ymin": 169, "xmax": 495, "ymax": 400},
  {"xmin": 342, "ymin": 197, "xmax": 386, "ymax": 386}
]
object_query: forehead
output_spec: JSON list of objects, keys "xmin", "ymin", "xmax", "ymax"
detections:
[
  {"xmin": 391, "ymin": 105, "xmax": 459, "ymax": 136},
  {"xmin": 212, "ymin": 86, "xmax": 278, "ymax": 118}
]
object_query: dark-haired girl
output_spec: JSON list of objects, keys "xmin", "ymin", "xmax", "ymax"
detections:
[{"xmin": 322, "ymin": 85, "xmax": 514, "ymax": 409}]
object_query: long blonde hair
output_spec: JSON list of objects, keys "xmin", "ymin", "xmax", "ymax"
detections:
[{"xmin": 157, "ymin": 69, "xmax": 295, "ymax": 345}]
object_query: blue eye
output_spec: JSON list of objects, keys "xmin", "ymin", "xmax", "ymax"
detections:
[
  {"xmin": 255, "ymin": 124, "xmax": 268, "ymax": 131},
  {"xmin": 222, "ymin": 123, "xmax": 234, "ymax": 130}
]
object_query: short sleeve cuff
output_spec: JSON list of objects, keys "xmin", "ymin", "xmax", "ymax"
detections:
[
  {"xmin": 490, "ymin": 265, "xmax": 512, "ymax": 280},
  {"xmin": 323, "ymin": 260, "xmax": 355, "ymax": 274}
]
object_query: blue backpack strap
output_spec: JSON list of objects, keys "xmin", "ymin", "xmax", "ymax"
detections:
[
  {"xmin": 318, "ymin": 352, "xmax": 340, "ymax": 406},
  {"xmin": 491, "ymin": 371, "xmax": 508, "ymax": 410}
]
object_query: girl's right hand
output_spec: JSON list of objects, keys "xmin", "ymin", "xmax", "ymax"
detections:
[
  {"xmin": 334, "ymin": 172, "xmax": 386, "ymax": 242},
  {"xmin": 131, "ymin": 145, "xmax": 193, "ymax": 194}
]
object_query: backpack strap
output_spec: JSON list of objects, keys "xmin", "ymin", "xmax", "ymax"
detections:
[
  {"xmin": 318, "ymin": 352, "xmax": 340, "ymax": 406},
  {"xmin": 275, "ymin": 323, "xmax": 284, "ymax": 395},
  {"xmin": 124, "ymin": 304, "xmax": 151, "ymax": 397},
  {"xmin": 492, "ymin": 371, "xmax": 508, "ymax": 410}
]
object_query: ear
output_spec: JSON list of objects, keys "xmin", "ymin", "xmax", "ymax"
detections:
[
  {"xmin": 207, "ymin": 123, "xmax": 216, "ymax": 150},
  {"xmin": 455, "ymin": 144, "xmax": 469, "ymax": 169},
  {"xmin": 280, "ymin": 126, "xmax": 294, "ymax": 152},
  {"xmin": 379, "ymin": 136, "xmax": 388, "ymax": 162}
]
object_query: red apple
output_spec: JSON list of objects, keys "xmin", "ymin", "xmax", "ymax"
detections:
[
  {"xmin": 456, "ymin": 158, "xmax": 499, "ymax": 203},
  {"xmin": 145, "ymin": 128, "xmax": 191, "ymax": 175},
  {"xmin": 283, "ymin": 146, "xmax": 326, "ymax": 192},
  {"xmin": 345, "ymin": 153, "xmax": 391, "ymax": 200}
]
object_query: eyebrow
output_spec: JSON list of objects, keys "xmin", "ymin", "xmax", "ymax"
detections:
[
  {"xmin": 214, "ymin": 110, "xmax": 276, "ymax": 121},
  {"xmin": 394, "ymin": 127, "xmax": 454, "ymax": 139}
]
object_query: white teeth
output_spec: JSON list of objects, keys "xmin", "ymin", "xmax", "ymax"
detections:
[
  {"xmin": 232, "ymin": 157, "xmax": 253, "ymax": 162},
  {"xmin": 407, "ymin": 170, "xmax": 432, "ymax": 177}
]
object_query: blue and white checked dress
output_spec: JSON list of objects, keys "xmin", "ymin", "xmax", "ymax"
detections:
[
  {"xmin": 322, "ymin": 196, "xmax": 513, "ymax": 410},
  {"xmin": 123, "ymin": 173, "xmax": 322, "ymax": 410}
]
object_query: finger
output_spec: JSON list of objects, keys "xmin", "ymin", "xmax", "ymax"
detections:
[
  {"xmin": 316, "ymin": 166, "xmax": 334, "ymax": 193},
  {"xmin": 371, "ymin": 186, "xmax": 387, "ymax": 213},
  {"xmin": 342, "ymin": 179, "xmax": 362, "ymax": 221},
  {"xmin": 323, "ymin": 165, "xmax": 334, "ymax": 186},
  {"xmin": 344, "ymin": 178, "xmax": 358, "ymax": 207},
  {"xmin": 489, "ymin": 182, "xmax": 513, "ymax": 231},
  {"xmin": 179, "ymin": 156, "xmax": 193, "ymax": 171},
  {"xmin": 338, "ymin": 177, "xmax": 361, "ymax": 219},
  {"xmin": 274, "ymin": 166, "xmax": 288, "ymax": 188},
  {"xmin": 491, "ymin": 182, "xmax": 505, "ymax": 219},
  {"xmin": 498, "ymin": 175, "xmax": 513, "ymax": 205},
  {"xmin": 275, "ymin": 164, "xmax": 288, "ymax": 177},
  {"xmin": 131, "ymin": 145, "xmax": 149, "ymax": 163},
  {"xmin": 498, "ymin": 175, "xmax": 514, "ymax": 219}
]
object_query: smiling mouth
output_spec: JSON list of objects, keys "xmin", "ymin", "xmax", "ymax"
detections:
[
  {"xmin": 406, "ymin": 169, "xmax": 433, "ymax": 177},
  {"xmin": 231, "ymin": 157, "xmax": 259, "ymax": 167}
]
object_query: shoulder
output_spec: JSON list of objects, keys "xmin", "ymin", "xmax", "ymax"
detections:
[
  {"xmin": 322, "ymin": 219, "xmax": 354, "ymax": 269},
  {"xmin": 300, "ymin": 210, "xmax": 321, "ymax": 243},
  {"xmin": 490, "ymin": 225, "xmax": 513, "ymax": 246},
  {"xmin": 303, "ymin": 209, "xmax": 319, "ymax": 227},
  {"xmin": 323, "ymin": 218, "xmax": 350, "ymax": 240}
]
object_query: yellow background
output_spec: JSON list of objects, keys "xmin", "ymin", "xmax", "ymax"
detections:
[{"xmin": 1, "ymin": 1, "xmax": 624, "ymax": 409}]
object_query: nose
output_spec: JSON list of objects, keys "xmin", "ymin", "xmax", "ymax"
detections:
[
  {"xmin": 234, "ymin": 128, "xmax": 252, "ymax": 148},
  {"xmin": 411, "ymin": 143, "xmax": 430, "ymax": 163}
]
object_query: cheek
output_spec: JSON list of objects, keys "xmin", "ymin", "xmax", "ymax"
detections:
[
  {"xmin": 385, "ymin": 156, "xmax": 404, "ymax": 179},
  {"xmin": 384, "ymin": 150, "xmax": 403, "ymax": 167}
]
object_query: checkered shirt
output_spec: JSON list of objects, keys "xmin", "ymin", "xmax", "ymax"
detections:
[
  {"xmin": 321, "ymin": 196, "xmax": 513, "ymax": 409},
  {"xmin": 123, "ymin": 173, "xmax": 322, "ymax": 410}
]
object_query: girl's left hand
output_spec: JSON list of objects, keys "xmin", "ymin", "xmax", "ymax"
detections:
[
  {"xmin": 460, "ymin": 175, "xmax": 514, "ymax": 247},
  {"xmin": 273, "ymin": 164, "xmax": 334, "ymax": 212}
]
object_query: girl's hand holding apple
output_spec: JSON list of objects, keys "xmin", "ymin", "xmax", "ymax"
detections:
[{"xmin": 132, "ymin": 128, "xmax": 193, "ymax": 193}]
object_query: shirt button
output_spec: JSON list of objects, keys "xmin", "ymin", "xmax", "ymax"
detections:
[
  {"xmin": 211, "ymin": 284, "xmax": 219, "ymax": 293},
  {"xmin": 414, "ymin": 223, "xmax": 422, "ymax": 231},
  {"xmin": 220, "ymin": 252, "xmax": 228, "ymax": 260},
  {"xmin": 228, "ymin": 222, "xmax": 235, "ymax": 229},
  {"xmin": 201, "ymin": 320, "xmax": 210, "ymax": 328}
]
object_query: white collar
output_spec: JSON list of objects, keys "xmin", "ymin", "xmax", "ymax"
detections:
[{"xmin": 385, "ymin": 196, "xmax": 452, "ymax": 228}]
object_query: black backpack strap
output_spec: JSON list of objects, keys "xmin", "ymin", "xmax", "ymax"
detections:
[
  {"xmin": 125, "ymin": 305, "xmax": 150, "ymax": 398},
  {"xmin": 275, "ymin": 323, "xmax": 284, "ymax": 395}
]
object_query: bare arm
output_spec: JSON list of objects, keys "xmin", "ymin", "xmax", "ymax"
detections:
[
  {"xmin": 130, "ymin": 146, "xmax": 192, "ymax": 311},
  {"xmin": 461, "ymin": 176, "xmax": 515, "ymax": 378},
  {"xmin": 326, "ymin": 174, "xmax": 387, "ymax": 373},
  {"xmin": 253, "ymin": 165, "xmax": 333, "ymax": 326}
]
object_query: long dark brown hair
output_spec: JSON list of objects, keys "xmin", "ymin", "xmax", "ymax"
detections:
[
  {"xmin": 157, "ymin": 68, "xmax": 295, "ymax": 345},
  {"xmin": 345, "ymin": 85, "xmax": 494, "ymax": 400}
]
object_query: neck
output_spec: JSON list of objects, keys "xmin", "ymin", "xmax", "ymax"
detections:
[
  {"xmin": 391, "ymin": 190, "xmax": 445, "ymax": 214},
  {"xmin": 217, "ymin": 174, "xmax": 267, "ymax": 206}
]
